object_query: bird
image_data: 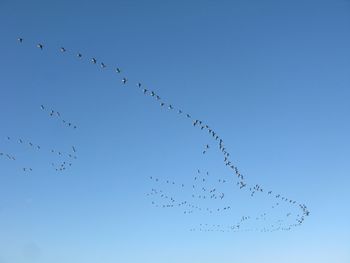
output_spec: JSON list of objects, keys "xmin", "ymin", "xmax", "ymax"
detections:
[
  {"xmin": 40, "ymin": 105, "xmax": 45, "ymax": 110},
  {"xmin": 116, "ymin": 68, "xmax": 121, "ymax": 73},
  {"xmin": 91, "ymin": 58, "xmax": 97, "ymax": 64},
  {"xmin": 17, "ymin": 37, "xmax": 23, "ymax": 43},
  {"xmin": 77, "ymin": 53, "xmax": 82, "ymax": 58},
  {"xmin": 122, "ymin": 78, "xmax": 127, "ymax": 84},
  {"xmin": 60, "ymin": 47, "xmax": 66, "ymax": 52},
  {"xmin": 101, "ymin": 62, "xmax": 106, "ymax": 68},
  {"xmin": 37, "ymin": 43, "xmax": 43, "ymax": 50}
]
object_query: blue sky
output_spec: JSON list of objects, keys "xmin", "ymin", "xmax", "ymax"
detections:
[{"xmin": 0, "ymin": 0, "xmax": 350, "ymax": 262}]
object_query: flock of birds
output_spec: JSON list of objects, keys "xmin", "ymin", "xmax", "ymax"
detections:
[
  {"xmin": 0, "ymin": 103, "xmax": 78, "ymax": 174},
  {"xmin": 10, "ymin": 36, "xmax": 310, "ymax": 233}
]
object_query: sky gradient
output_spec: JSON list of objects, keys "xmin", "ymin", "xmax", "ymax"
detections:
[{"xmin": 0, "ymin": 0, "xmax": 350, "ymax": 262}]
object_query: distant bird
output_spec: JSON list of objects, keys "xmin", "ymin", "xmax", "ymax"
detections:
[
  {"xmin": 72, "ymin": 146, "xmax": 76, "ymax": 153},
  {"xmin": 137, "ymin": 83, "xmax": 142, "ymax": 88},
  {"xmin": 37, "ymin": 43, "xmax": 43, "ymax": 50},
  {"xmin": 122, "ymin": 78, "xmax": 127, "ymax": 84},
  {"xmin": 77, "ymin": 53, "xmax": 82, "ymax": 58},
  {"xmin": 239, "ymin": 182, "xmax": 246, "ymax": 189},
  {"xmin": 40, "ymin": 105, "xmax": 45, "ymax": 110},
  {"xmin": 17, "ymin": 37, "xmax": 23, "ymax": 43},
  {"xmin": 91, "ymin": 58, "xmax": 97, "ymax": 64},
  {"xmin": 116, "ymin": 68, "xmax": 121, "ymax": 73},
  {"xmin": 101, "ymin": 62, "xmax": 106, "ymax": 68},
  {"xmin": 60, "ymin": 47, "xmax": 66, "ymax": 52}
]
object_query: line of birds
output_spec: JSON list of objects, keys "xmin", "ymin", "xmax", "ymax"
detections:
[
  {"xmin": 40, "ymin": 105, "xmax": 78, "ymax": 129},
  {"xmin": 147, "ymin": 187, "xmax": 232, "ymax": 215},
  {"xmin": 15, "ymin": 36, "xmax": 310, "ymax": 233},
  {"xmin": 0, "ymin": 151, "xmax": 16, "ymax": 161},
  {"xmin": 1, "ymin": 105, "xmax": 78, "ymax": 173},
  {"xmin": 147, "ymin": 167, "xmax": 300, "ymax": 232}
]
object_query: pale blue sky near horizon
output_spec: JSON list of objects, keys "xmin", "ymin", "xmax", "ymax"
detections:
[{"xmin": 0, "ymin": 0, "xmax": 350, "ymax": 262}]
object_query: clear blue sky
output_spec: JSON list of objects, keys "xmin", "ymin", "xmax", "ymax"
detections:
[{"xmin": 0, "ymin": 0, "xmax": 350, "ymax": 262}]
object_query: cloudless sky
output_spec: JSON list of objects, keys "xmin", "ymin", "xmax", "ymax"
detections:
[{"xmin": 0, "ymin": 0, "xmax": 350, "ymax": 262}]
